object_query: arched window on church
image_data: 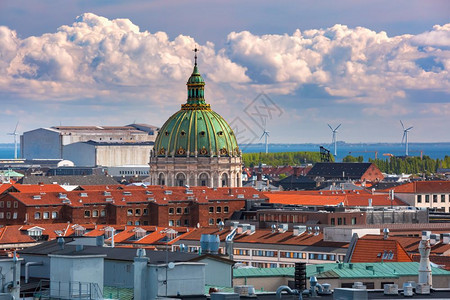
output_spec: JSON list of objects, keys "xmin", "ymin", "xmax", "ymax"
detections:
[
  {"xmin": 221, "ymin": 173, "xmax": 228, "ymax": 187},
  {"xmin": 176, "ymin": 173, "xmax": 186, "ymax": 187},
  {"xmin": 198, "ymin": 173, "xmax": 209, "ymax": 186},
  {"xmin": 158, "ymin": 173, "xmax": 165, "ymax": 186}
]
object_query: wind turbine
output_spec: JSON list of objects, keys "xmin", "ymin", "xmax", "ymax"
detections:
[
  {"xmin": 328, "ymin": 124, "xmax": 341, "ymax": 157},
  {"xmin": 7, "ymin": 122, "xmax": 19, "ymax": 159},
  {"xmin": 259, "ymin": 123, "xmax": 270, "ymax": 154},
  {"xmin": 400, "ymin": 120, "xmax": 413, "ymax": 156}
]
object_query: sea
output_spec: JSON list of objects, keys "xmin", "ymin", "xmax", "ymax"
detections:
[
  {"xmin": 0, "ymin": 143, "xmax": 448, "ymax": 162},
  {"xmin": 241, "ymin": 142, "xmax": 450, "ymax": 162}
]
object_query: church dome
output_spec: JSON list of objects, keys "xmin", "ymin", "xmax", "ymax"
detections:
[{"xmin": 154, "ymin": 58, "xmax": 239, "ymax": 158}]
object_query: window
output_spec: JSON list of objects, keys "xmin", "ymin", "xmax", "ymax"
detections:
[
  {"xmin": 169, "ymin": 220, "xmax": 174, "ymax": 226},
  {"xmin": 0, "ymin": 212, "xmax": 3, "ymax": 219},
  {"xmin": 176, "ymin": 207, "xmax": 182, "ymax": 214},
  {"xmin": 6, "ymin": 201, "xmax": 11, "ymax": 208},
  {"xmin": 6, "ymin": 212, "xmax": 11, "ymax": 219},
  {"xmin": 209, "ymin": 207, "xmax": 214, "ymax": 213},
  {"xmin": 184, "ymin": 207, "xmax": 189, "ymax": 214},
  {"xmin": 331, "ymin": 218, "xmax": 335, "ymax": 225},
  {"xmin": 135, "ymin": 221, "xmax": 140, "ymax": 225},
  {"xmin": 127, "ymin": 209, "xmax": 133, "ymax": 216},
  {"xmin": 43, "ymin": 212, "xmax": 50, "ymax": 219},
  {"xmin": 143, "ymin": 221, "xmax": 149, "ymax": 225},
  {"xmin": 12, "ymin": 212, "xmax": 17, "ymax": 219},
  {"xmin": 176, "ymin": 220, "xmax": 181, "ymax": 226},
  {"xmin": 338, "ymin": 218, "xmax": 342, "ymax": 225},
  {"xmin": 52, "ymin": 211, "xmax": 58, "ymax": 219},
  {"xmin": 209, "ymin": 218, "xmax": 214, "ymax": 225},
  {"xmin": 343, "ymin": 218, "xmax": 347, "ymax": 225},
  {"xmin": 417, "ymin": 195, "xmax": 422, "ymax": 203},
  {"xmin": 216, "ymin": 218, "xmax": 222, "ymax": 224},
  {"xmin": 13, "ymin": 201, "xmax": 18, "ymax": 208},
  {"xmin": 441, "ymin": 195, "xmax": 445, "ymax": 203},
  {"xmin": 0, "ymin": 202, "xmax": 3, "ymax": 208},
  {"xmin": 127, "ymin": 221, "xmax": 132, "ymax": 225},
  {"xmin": 34, "ymin": 212, "xmax": 41, "ymax": 219},
  {"xmin": 135, "ymin": 209, "xmax": 141, "ymax": 216},
  {"xmin": 100, "ymin": 210, "xmax": 106, "ymax": 217},
  {"xmin": 309, "ymin": 253, "xmax": 315, "ymax": 259},
  {"xmin": 216, "ymin": 206, "xmax": 222, "ymax": 213},
  {"xmin": 92, "ymin": 210, "xmax": 99, "ymax": 217},
  {"xmin": 184, "ymin": 219, "xmax": 189, "ymax": 226},
  {"xmin": 352, "ymin": 217, "xmax": 357, "ymax": 225},
  {"xmin": 84, "ymin": 210, "xmax": 91, "ymax": 218},
  {"xmin": 169, "ymin": 208, "xmax": 174, "ymax": 214},
  {"xmin": 224, "ymin": 206, "xmax": 229, "ymax": 213},
  {"xmin": 425, "ymin": 195, "xmax": 430, "ymax": 203},
  {"xmin": 143, "ymin": 208, "xmax": 148, "ymax": 215},
  {"xmin": 433, "ymin": 195, "xmax": 438, "ymax": 203}
]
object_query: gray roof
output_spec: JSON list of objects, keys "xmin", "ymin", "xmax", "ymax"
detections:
[
  {"xmin": 19, "ymin": 238, "xmax": 199, "ymax": 263},
  {"xmin": 19, "ymin": 175, "xmax": 120, "ymax": 185}
]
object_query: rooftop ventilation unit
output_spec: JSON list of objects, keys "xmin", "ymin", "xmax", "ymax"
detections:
[
  {"xmin": 314, "ymin": 226, "xmax": 320, "ymax": 236},
  {"xmin": 271, "ymin": 224, "xmax": 277, "ymax": 233},
  {"xmin": 293, "ymin": 225, "xmax": 306, "ymax": 236},
  {"xmin": 278, "ymin": 224, "xmax": 288, "ymax": 233},
  {"xmin": 307, "ymin": 227, "xmax": 313, "ymax": 235},
  {"xmin": 422, "ymin": 231, "xmax": 431, "ymax": 240},
  {"xmin": 383, "ymin": 228, "xmax": 390, "ymax": 239},
  {"xmin": 442, "ymin": 233, "xmax": 450, "ymax": 244},
  {"xmin": 430, "ymin": 234, "xmax": 441, "ymax": 246}
]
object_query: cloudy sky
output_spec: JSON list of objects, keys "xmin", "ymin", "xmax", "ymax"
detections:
[{"xmin": 0, "ymin": 0, "xmax": 449, "ymax": 144}]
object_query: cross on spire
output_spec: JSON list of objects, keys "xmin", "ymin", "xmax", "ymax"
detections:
[{"xmin": 193, "ymin": 47, "xmax": 199, "ymax": 66}]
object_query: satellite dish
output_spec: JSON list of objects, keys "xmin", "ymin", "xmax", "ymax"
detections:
[{"xmin": 168, "ymin": 262, "xmax": 175, "ymax": 269}]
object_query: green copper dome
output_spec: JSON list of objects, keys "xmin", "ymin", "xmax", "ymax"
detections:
[{"xmin": 154, "ymin": 63, "xmax": 239, "ymax": 157}]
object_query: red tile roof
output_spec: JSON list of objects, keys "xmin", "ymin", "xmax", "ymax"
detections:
[
  {"xmin": 179, "ymin": 227, "xmax": 348, "ymax": 248},
  {"xmin": 350, "ymin": 238, "xmax": 412, "ymax": 263},
  {"xmin": 385, "ymin": 181, "xmax": 450, "ymax": 194},
  {"xmin": 265, "ymin": 191, "xmax": 407, "ymax": 207},
  {"xmin": 12, "ymin": 184, "xmax": 66, "ymax": 193},
  {"xmin": 8, "ymin": 186, "xmax": 267, "ymax": 207}
]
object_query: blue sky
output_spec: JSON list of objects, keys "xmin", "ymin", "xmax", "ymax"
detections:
[{"xmin": 0, "ymin": 0, "xmax": 449, "ymax": 144}]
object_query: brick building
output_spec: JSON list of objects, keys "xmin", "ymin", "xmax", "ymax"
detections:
[
  {"xmin": 307, "ymin": 162, "xmax": 384, "ymax": 182},
  {"xmin": 0, "ymin": 184, "xmax": 267, "ymax": 227}
]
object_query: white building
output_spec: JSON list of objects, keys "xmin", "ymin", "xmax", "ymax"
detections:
[{"xmin": 21, "ymin": 124, "xmax": 158, "ymax": 167}]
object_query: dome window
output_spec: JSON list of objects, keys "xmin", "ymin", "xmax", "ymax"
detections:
[
  {"xmin": 180, "ymin": 131, "xmax": 186, "ymax": 136},
  {"xmin": 220, "ymin": 148, "xmax": 228, "ymax": 155},
  {"xmin": 200, "ymin": 147, "xmax": 208, "ymax": 155},
  {"xmin": 200, "ymin": 131, "xmax": 205, "ymax": 137},
  {"xmin": 159, "ymin": 148, "xmax": 166, "ymax": 155},
  {"xmin": 165, "ymin": 131, "xmax": 170, "ymax": 136},
  {"xmin": 217, "ymin": 131, "xmax": 223, "ymax": 136},
  {"xmin": 177, "ymin": 147, "xmax": 186, "ymax": 155}
]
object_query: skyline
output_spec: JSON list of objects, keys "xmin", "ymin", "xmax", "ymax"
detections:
[{"xmin": 0, "ymin": 1, "xmax": 449, "ymax": 144}]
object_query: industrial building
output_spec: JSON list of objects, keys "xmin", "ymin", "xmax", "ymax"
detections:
[{"xmin": 20, "ymin": 124, "xmax": 158, "ymax": 167}]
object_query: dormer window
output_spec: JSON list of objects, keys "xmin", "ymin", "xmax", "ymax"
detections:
[{"xmin": 165, "ymin": 131, "xmax": 170, "ymax": 136}]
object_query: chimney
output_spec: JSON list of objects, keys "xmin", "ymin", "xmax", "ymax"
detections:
[
  {"xmin": 418, "ymin": 238, "xmax": 432, "ymax": 288},
  {"xmin": 383, "ymin": 228, "xmax": 389, "ymax": 240}
]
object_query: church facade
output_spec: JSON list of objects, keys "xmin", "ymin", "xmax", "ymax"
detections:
[{"xmin": 149, "ymin": 53, "xmax": 242, "ymax": 188}]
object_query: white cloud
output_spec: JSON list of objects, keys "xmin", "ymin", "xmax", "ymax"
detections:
[{"xmin": 0, "ymin": 14, "xmax": 449, "ymax": 142}]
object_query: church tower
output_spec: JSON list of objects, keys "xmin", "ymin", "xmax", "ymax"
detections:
[{"xmin": 149, "ymin": 50, "xmax": 242, "ymax": 187}]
